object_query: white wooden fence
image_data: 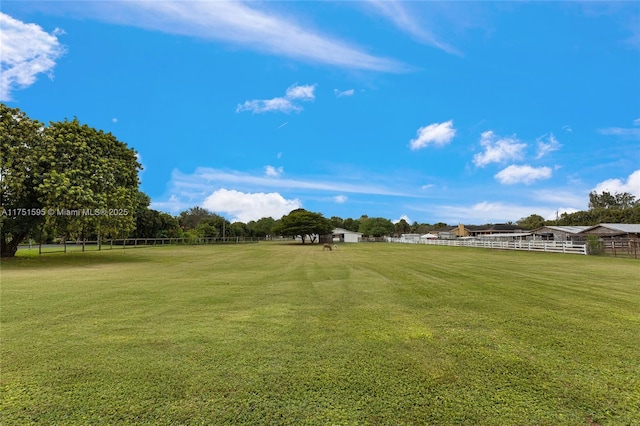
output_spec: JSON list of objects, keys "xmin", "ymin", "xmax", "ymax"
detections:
[{"xmin": 386, "ymin": 237, "xmax": 587, "ymax": 255}]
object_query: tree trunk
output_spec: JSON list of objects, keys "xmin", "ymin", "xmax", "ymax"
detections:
[{"xmin": 1, "ymin": 232, "xmax": 28, "ymax": 258}]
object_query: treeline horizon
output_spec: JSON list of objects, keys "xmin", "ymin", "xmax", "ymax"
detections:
[{"xmin": 124, "ymin": 190, "xmax": 640, "ymax": 242}]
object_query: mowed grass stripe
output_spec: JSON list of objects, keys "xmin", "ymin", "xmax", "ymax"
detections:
[{"xmin": 1, "ymin": 243, "xmax": 639, "ymax": 425}]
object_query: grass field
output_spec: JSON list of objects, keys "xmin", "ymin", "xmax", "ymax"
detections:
[{"xmin": 1, "ymin": 243, "xmax": 639, "ymax": 425}]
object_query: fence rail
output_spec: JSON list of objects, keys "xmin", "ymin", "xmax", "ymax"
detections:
[
  {"xmin": 601, "ymin": 239, "xmax": 639, "ymax": 258},
  {"xmin": 386, "ymin": 237, "xmax": 588, "ymax": 255},
  {"xmin": 19, "ymin": 237, "xmax": 260, "ymax": 254}
]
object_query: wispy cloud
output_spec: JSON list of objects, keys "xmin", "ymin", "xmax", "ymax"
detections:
[
  {"xmin": 434, "ymin": 201, "xmax": 550, "ymax": 225},
  {"xmin": 432, "ymin": 201, "xmax": 582, "ymax": 225},
  {"xmin": 409, "ymin": 120, "xmax": 456, "ymax": 150},
  {"xmin": 0, "ymin": 12, "xmax": 66, "ymax": 101},
  {"xmin": 536, "ymin": 133, "xmax": 562, "ymax": 159},
  {"xmin": 237, "ymin": 83, "xmax": 316, "ymax": 114},
  {"xmin": 68, "ymin": 1, "xmax": 406, "ymax": 72},
  {"xmin": 495, "ymin": 165, "xmax": 552, "ymax": 185},
  {"xmin": 366, "ymin": 0, "xmax": 460, "ymax": 55},
  {"xmin": 598, "ymin": 127, "xmax": 640, "ymax": 139},
  {"xmin": 153, "ymin": 166, "xmax": 419, "ymax": 215},
  {"xmin": 334, "ymin": 88, "xmax": 355, "ymax": 97},
  {"xmin": 532, "ymin": 189, "xmax": 586, "ymax": 209},
  {"xmin": 151, "ymin": 194, "xmax": 193, "ymax": 214},
  {"xmin": 473, "ymin": 131, "xmax": 527, "ymax": 167},
  {"xmin": 163, "ymin": 167, "xmax": 417, "ymax": 202}
]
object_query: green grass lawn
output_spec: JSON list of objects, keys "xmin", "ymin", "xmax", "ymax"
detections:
[{"xmin": 1, "ymin": 243, "xmax": 639, "ymax": 425}]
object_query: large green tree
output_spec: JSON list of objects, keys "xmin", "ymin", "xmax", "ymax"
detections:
[
  {"xmin": 132, "ymin": 192, "xmax": 181, "ymax": 238},
  {"xmin": 358, "ymin": 217, "xmax": 395, "ymax": 237},
  {"xmin": 588, "ymin": 191, "xmax": 637, "ymax": 210},
  {"xmin": 247, "ymin": 217, "xmax": 276, "ymax": 238},
  {"xmin": 274, "ymin": 208, "xmax": 333, "ymax": 243},
  {"xmin": 556, "ymin": 191, "xmax": 640, "ymax": 226},
  {"xmin": 517, "ymin": 214, "xmax": 546, "ymax": 230},
  {"xmin": 1, "ymin": 104, "xmax": 46, "ymax": 257},
  {"xmin": 394, "ymin": 218, "xmax": 411, "ymax": 236},
  {"xmin": 178, "ymin": 206, "xmax": 215, "ymax": 230},
  {"xmin": 1, "ymin": 104, "xmax": 141, "ymax": 257}
]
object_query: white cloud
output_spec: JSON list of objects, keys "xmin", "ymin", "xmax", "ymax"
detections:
[
  {"xmin": 495, "ymin": 165, "xmax": 552, "ymax": 185},
  {"xmin": 333, "ymin": 195, "xmax": 348, "ymax": 203},
  {"xmin": 592, "ymin": 170, "xmax": 640, "ymax": 198},
  {"xmin": 393, "ymin": 214, "xmax": 411, "ymax": 224},
  {"xmin": 562, "ymin": 125, "xmax": 573, "ymax": 133},
  {"xmin": 597, "ymin": 127, "xmax": 640, "ymax": 138},
  {"xmin": 421, "ymin": 184, "xmax": 435, "ymax": 190},
  {"xmin": 409, "ymin": 120, "xmax": 456, "ymax": 150},
  {"xmin": 112, "ymin": 117, "xmax": 118, "ymax": 123},
  {"xmin": 202, "ymin": 189, "xmax": 301, "ymax": 223},
  {"xmin": 73, "ymin": 1, "xmax": 406, "ymax": 72},
  {"xmin": 264, "ymin": 165, "xmax": 283, "ymax": 177},
  {"xmin": 0, "ymin": 12, "xmax": 66, "ymax": 101},
  {"xmin": 634, "ymin": 118, "xmax": 640, "ymax": 126},
  {"xmin": 536, "ymin": 133, "xmax": 561, "ymax": 159},
  {"xmin": 237, "ymin": 83, "xmax": 315, "ymax": 114},
  {"xmin": 334, "ymin": 88, "xmax": 355, "ymax": 97},
  {"xmin": 473, "ymin": 131, "xmax": 527, "ymax": 167},
  {"xmin": 286, "ymin": 84, "xmax": 316, "ymax": 100},
  {"xmin": 236, "ymin": 97, "xmax": 298, "ymax": 114}
]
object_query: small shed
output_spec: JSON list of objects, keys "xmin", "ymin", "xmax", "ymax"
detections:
[{"xmin": 332, "ymin": 228, "xmax": 363, "ymax": 243}]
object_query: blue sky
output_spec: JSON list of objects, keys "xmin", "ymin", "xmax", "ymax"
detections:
[{"xmin": 2, "ymin": 1, "xmax": 639, "ymax": 225}]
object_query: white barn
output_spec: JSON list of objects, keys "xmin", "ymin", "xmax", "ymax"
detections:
[{"xmin": 332, "ymin": 228, "xmax": 363, "ymax": 243}]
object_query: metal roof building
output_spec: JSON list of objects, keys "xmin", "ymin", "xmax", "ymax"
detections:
[{"xmin": 580, "ymin": 223, "xmax": 640, "ymax": 238}]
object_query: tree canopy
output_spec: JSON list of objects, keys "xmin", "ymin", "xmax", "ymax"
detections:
[
  {"xmin": 274, "ymin": 209, "xmax": 333, "ymax": 243},
  {"xmin": 1, "ymin": 104, "xmax": 141, "ymax": 257},
  {"xmin": 588, "ymin": 191, "xmax": 637, "ymax": 210},
  {"xmin": 517, "ymin": 214, "xmax": 546, "ymax": 230},
  {"xmin": 358, "ymin": 217, "xmax": 395, "ymax": 237}
]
